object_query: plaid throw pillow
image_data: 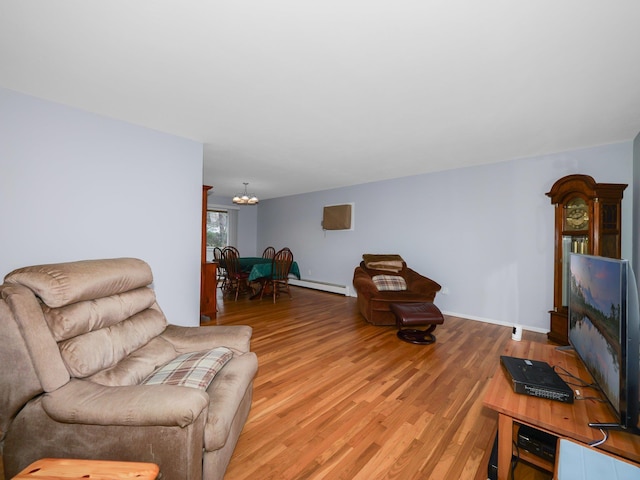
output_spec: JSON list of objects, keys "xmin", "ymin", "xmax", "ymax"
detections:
[
  {"xmin": 372, "ymin": 275, "xmax": 407, "ymax": 291},
  {"xmin": 143, "ymin": 347, "xmax": 233, "ymax": 390}
]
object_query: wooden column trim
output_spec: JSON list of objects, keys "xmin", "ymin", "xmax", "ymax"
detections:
[{"xmin": 202, "ymin": 185, "xmax": 212, "ymax": 263}]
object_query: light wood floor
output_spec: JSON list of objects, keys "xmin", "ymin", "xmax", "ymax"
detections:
[
  {"xmin": 0, "ymin": 286, "xmax": 551, "ymax": 480},
  {"xmin": 206, "ymin": 286, "xmax": 552, "ymax": 480}
]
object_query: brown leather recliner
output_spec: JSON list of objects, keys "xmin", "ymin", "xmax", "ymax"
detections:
[
  {"xmin": 352, "ymin": 255, "xmax": 441, "ymax": 326},
  {"xmin": 0, "ymin": 258, "xmax": 258, "ymax": 480}
]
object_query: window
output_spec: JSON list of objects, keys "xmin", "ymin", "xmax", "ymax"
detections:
[
  {"xmin": 205, "ymin": 208, "xmax": 238, "ymax": 261},
  {"xmin": 206, "ymin": 209, "xmax": 228, "ymax": 249}
]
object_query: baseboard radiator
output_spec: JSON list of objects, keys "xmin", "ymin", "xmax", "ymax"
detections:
[{"xmin": 289, "ymin": 279, "xmax": 350, "ymax": 296}]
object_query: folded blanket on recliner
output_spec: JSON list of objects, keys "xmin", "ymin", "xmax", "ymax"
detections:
[{"xmin": 362, "ymin": 254, "xmax": 404, "ymax": 272}]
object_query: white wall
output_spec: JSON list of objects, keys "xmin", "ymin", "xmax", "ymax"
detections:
[
  {"xmin": 207, "ymin": 194, "xmax": 259, "ymax": 256},
  {"xmin": 0, "ymin": 88, "xmax": 203, "ymax": 326},
  {"xmin": 257, "ymin": 142, "xmax": 633, "ymax": 333}
]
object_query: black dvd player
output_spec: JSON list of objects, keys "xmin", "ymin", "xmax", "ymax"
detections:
[
  {"xmin": 500, "ymin": 356, "xmax": 574, "ymax": 403},
  {"xmin": 517, "ymin": 424, "xmax": 557, "ymax": 463}
]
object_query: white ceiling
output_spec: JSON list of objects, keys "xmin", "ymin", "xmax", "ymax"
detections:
[{"xmin": 2, "ymin": 1, "xmax": 640, "ymax": 200}]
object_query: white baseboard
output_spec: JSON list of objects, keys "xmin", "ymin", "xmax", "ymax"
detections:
[
  {"xmin": 289, "ymin": 279, "xmax": 349, "ymax": 296},
  {"xmin": 440, "ymin": 310, "xmax": 549, "ymax": 334},
  {"xmin": 287, "ymin": 284, "xmax": 549, "ymax": 333}
]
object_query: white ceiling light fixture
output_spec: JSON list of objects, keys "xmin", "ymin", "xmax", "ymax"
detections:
[{"xmin": 232, "ymin": 182, "xmax": 259, "ymax": 205}]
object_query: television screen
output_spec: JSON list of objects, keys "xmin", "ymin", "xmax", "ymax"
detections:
[
  {"xmin": 568, "ymin": 254, "xmax": 623, "ymax": 413},
  {"xmin": 568, "ymin": 253, "xmax": 640, "ymax": 434}
]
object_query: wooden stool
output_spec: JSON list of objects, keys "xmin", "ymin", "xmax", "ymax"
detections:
[
  {"xmin": 390, "ymin": 302, "xmax": 445, "ymax": 345},
  {"xmin": 13, "ymin": 458, "xmax": 159, "ymax": 479}
]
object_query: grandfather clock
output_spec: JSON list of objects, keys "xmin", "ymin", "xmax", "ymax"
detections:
[{"xmin": 546, "ymin": 174, "xmax": 626, "ymax": 344}]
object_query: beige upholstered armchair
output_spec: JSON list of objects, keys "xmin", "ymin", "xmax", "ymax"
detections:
[{"xmin": 0, "ymin": 258, "xmax": 258, "ymax": 479}]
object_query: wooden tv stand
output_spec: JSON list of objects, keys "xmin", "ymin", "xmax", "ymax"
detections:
[{"xmin": 483, "ymin": 340, "xmax": 640, "ymax": 479}]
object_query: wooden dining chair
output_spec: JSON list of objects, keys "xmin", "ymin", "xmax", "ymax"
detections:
[
  {"xmin": 260, "ymin": 248, "xmax": 294, "ymax": 303},
  {"xmin": 213, "ymin": 247, "xmax": 226, "ymax": 289},
  {"xmin": 262, "ymin": 246, "xmax": 276, "ymax": 259},
  {"xmin": 221, "ymin": 248, "xmax": 250, "ymax": 300}
]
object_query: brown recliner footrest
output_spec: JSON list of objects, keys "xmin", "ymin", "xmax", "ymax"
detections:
[
  {"xmin": 390, "ymin": 302, "xmax": 444, "ymax": 345},
  {"xmin": 390, "ymin": 302, "xmax": 444, "ymax": 327}
]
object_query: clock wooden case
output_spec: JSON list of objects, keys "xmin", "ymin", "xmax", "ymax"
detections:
[{"xmin": 546, "ymin": 174, "xmax": 626, "ymax": 345}]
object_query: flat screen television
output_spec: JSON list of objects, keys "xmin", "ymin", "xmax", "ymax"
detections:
[{"xmin": 568, "ymin": 253, "xmax": 640, "ymax": 435}]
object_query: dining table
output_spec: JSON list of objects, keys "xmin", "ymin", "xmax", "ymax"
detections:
[
  {"xmin": 240, "ymin": 257, "xmax": 301, "ymax": 282},
  {"xmin": 221, "ymin": 257, "xmax": 301, "ymax": 299}
]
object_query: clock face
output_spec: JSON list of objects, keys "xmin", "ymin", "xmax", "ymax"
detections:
[{"xmin": 565, "ymin": 198, "xmax": 589, "ymax": 230}]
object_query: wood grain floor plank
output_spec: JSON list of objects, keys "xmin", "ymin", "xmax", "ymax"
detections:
[{"xmin": 211, "ymin": 286, "xmax": 551, "ymax": 480}]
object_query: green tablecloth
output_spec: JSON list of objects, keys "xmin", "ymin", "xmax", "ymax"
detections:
[
  {"xmin": 220, "ymin": 257, "xmax": 301, "ymax": 282},
  {"xmin": 237, "ymin": 257, "xmax": 270, "ymax": 271},
  {"xmin": 247, "ymin": 259, "xmax": 301, "ymax": 282}
]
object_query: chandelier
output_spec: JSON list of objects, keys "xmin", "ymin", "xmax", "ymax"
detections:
[{"xmin": 232, "ymin": 182, "xmax": 259, "ymax": 205}]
